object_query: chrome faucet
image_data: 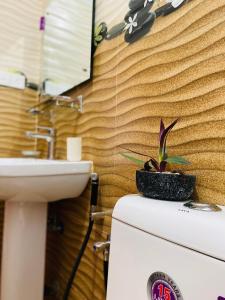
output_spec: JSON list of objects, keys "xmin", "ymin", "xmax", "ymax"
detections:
[{"xmin": 26, "ymin": 126, "xmax": 55, "ymax": 160}]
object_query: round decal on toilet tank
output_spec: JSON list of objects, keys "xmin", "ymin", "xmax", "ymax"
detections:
[{"xmin": 148, "ymin": 272, "xmax": 183, "ymax": 300}]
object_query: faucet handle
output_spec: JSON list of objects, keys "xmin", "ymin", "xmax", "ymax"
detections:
[{"xmin": 37, "ymin": 126, "xmax": 55, "ymax": 136}]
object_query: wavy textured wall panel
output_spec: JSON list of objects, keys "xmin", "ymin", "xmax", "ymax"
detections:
[
  {"xmin": 0, "ymin": 87, "xmax": 37, "ymax": 156},
  {"xmin": 44, "ymin": 1, "xmax": 225, "ymax": 299}
]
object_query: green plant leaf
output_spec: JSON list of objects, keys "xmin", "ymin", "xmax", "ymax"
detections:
[
  {"xmin": 165, "ymin": 156, "xmax": 190, "ymax": 165},
  {"xmin": 120, "ymin": 153, "xmax": 145, "ymax": 166},
  {"xmin": 120, "ymin": 147, "xmax": 160, "ymax": 171}
]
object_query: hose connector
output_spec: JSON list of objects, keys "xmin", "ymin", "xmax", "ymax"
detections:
[
  {"xmin": 93, "ymin": 235, "xmax": 111, "ymax": 261},
  {"xmin": 90, "ymin": 173, "xmax": 99, "ymax": 208},
  {"xmin": 93, "ymin": 235, "xmax": 111, "ymax": 290},
  {"xmin": 93, "ymin": 241, "xmax": 110, "ymax": 253},
  {"xmin": 91, "ymin": 209, "xmax": 113, "ymax": 221}
]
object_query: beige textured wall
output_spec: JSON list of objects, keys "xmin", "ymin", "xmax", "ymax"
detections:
[
  {"xmin": 43, "ymin": 1, "xmax": 225, "ymax": 299},
  {"xmin": 0, "ymin": 87, "xmax": 37, "ymax": 156}
]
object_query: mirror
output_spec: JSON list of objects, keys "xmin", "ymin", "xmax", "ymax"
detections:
[
  {"xmin": 0, "ymin": 0, "xmax": 94, "ymax": 95},
  {"xmin": 0, "ymin": 1, "xmax": 43, "ymax": 91},
  {"xmin": 42, "ymin": 0, "xmax": 95, "ymax": 96}
]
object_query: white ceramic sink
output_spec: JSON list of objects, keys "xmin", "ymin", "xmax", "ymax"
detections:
[
  {"xmin": 0, "ymin": 158, "xmax": 92, "ymax": 202},
  {"xmin": 0, "ymin": 158, "xmax": 92, "ymax": 300}
]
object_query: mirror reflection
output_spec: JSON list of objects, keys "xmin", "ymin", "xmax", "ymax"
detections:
[
  {"xmin": 42, "ymin": 0, "xmax": 94, "ymax": 96},
  {"xmin": 0, "ymin": 0, "xmax": 94, "ymax": 95},
  {"xmin": 0, "ymin": 1, "xmax": 42, "ymax": 90}
]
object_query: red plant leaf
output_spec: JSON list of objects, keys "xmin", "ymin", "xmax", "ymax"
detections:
[
  {"xmin": 159, "ymin": 119, "xmax": 165, "ymax": 141},
  {"xmin": 159, "ymin": 119, "xmax": 179, "ymax": 160},
  {"xmin": 121, "ymin": 147, "xmax": 158, "ymax": 164},
  {"xmin": 120, "ymin": 147, "xmax": 150, "ymax": 158},
  {"xmin": 159, "ymin": 161, "xmax": 167, "ymax": 172}
]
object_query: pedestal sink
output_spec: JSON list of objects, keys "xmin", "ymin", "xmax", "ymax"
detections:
[{"xmin": 0, "ymin": 158, "xmax": 92, "ymax": 300}]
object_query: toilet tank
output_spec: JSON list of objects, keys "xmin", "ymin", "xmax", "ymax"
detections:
[{"xmin": 107, "ymin": 195, "xmax": 225, "ymax": 300}]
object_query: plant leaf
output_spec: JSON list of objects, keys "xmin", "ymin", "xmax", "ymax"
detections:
[
  {"xmin": 159, "ymin": 119, "xmax": 165, "ymax": 141},
  {"xmin": 159, "ymin": 160, "xmax": 167, "ymax": 172},
  {"xmin": 120, "ymin": 147, "xmax": 150, "ymax": 158},
  {"xmin": 165, "ymin": 156, "xmax": 190, "ymax": 165},
  {"xmin": 120, "ymin": 147, "xmax": 160, "ymax": 171},
  {"xmin": 159, "ymin": 119, "xmax": 178, "ymax": 161},
  {"xmin": 144, "ymin": 160, "xmax": 152, "ymax": 171},
  {"xmin": 120, "ymin": 147, "xmax": 159, "ymax": 163},
  {"xmin": 150, "ymin": 159, "xmax": 160, "ymax": 172},
  {"xmin": 120, "ymin": 153, "xmax": 145, "ymax": 166}
]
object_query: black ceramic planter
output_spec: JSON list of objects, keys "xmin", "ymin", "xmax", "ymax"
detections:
[{"xmin": 136, "ymin": 170, "xmax": 196, "ymax": 201}]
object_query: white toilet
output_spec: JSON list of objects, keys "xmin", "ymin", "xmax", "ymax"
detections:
[{"xmin": 107, "ymin": 194, "xmax": 225, "ymax": 300}]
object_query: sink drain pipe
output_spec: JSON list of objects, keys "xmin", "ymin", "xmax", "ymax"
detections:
[{"xmin": 63, "ymin": 173, "xmax": 99, "ymax": 300}]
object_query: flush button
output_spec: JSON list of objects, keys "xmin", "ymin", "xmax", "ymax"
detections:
[{"xmin": 184, "ymin": 201, "xmax": 221, "ymax": 212}]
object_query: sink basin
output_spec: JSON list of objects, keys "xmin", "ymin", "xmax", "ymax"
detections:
[
  {"xmin": 0, "ymin": 158, "xmax": 92, "ymax": 202},
  {"xmin": 0, "ymin": 159, "xmax": 92, "ymax": 300}
]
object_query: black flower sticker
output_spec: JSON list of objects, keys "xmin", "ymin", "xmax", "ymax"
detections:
[
  {"xmin": 144, "ymin": 0, "xmax": 154, "ymax": 8},
  {"xmin": 96, "ymin": 0, "xmax": 190, "ymax": 45},
  {"xmin": 125, "ymin": 13, "xmax": 138, "ymax": 34},
  {"xmin": 167, "ymin": 0, "xmax": 186, "ymax": 8}
]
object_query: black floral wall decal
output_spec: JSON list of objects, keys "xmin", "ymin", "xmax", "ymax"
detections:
[
  {"xmin": 155, "ymin": 0, "xmax": 188, "ymax": 16},
  {"xmin": 94, "ymin": 0, "xmax": 189, "ymax": 49},
  {"xmin": 106, "ymin": 22, "xmax": 126, "ymax": 40},
  {"xmin": 93, "ymin": 22, "xmax": 107, "ymax": 52}
]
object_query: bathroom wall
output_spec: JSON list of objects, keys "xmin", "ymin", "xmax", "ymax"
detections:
[
  {"xmin": 0, "ymin": 0, "xmax": 43, "ymax": 269},
  {"xmin": 41, "ymin": 0, "xmax": 225, "ymax": 299}
]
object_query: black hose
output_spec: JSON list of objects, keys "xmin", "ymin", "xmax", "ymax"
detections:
[
  {"xmin": 103, "ymin": 260, "xmax": 109, "ymax": 291},
  {"xmin": 90, "ymin": 173, "xmax": 99, "ymax": 206},
  {"xmin": 63, "ymin": 220, "xmax": 94, "ymax": 300},
  {"xmin": 63, "ymin": 173, "xmax": 99, "ymax": 300}
]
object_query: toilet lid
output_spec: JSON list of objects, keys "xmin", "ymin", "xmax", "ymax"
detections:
[{"xmin": 113, "ymin": 194, "xmax": 225, "ymax": 261}]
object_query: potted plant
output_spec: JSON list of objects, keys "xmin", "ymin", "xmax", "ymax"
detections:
[{"xmin": 121, "ymin": 119, "xmax": 196, "ymax": 201}]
